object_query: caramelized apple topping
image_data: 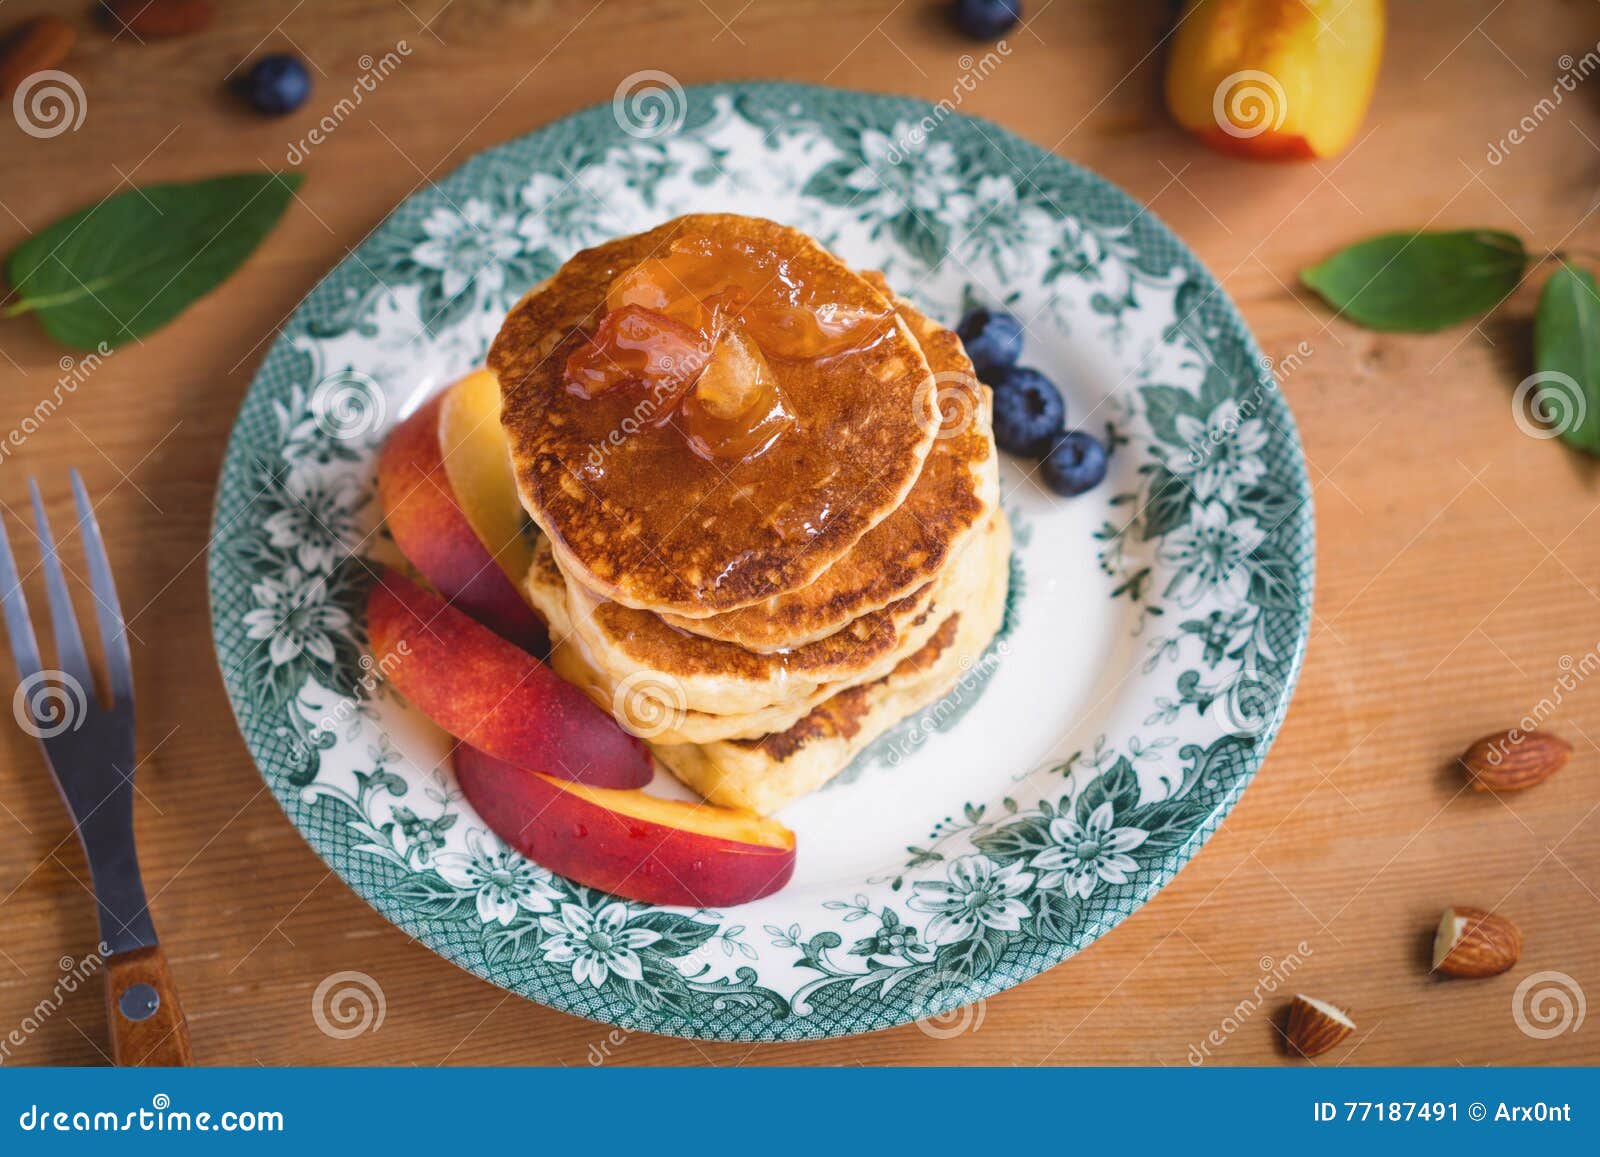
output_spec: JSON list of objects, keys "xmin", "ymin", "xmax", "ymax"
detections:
[
  {"xmin": 680, "ymin": 328, "xmax": 795, "ymax": 462},
  {"xmin": 567, "ymin": 235, "xmax": 888, "ymax": 462},
  {"xmin": 606, "ymin": 235, "xmax": 891, "ymax": 358},
  {"xmin": 563, "ymin": 304, "xmax": 712, "ymax": 414}
]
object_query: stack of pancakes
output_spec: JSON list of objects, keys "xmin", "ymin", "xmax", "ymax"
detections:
[{"xmin": 489, "ymin": 215, "xmax": 1009, "ymax": 815}]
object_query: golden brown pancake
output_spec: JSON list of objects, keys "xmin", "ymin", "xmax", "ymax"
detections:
[
  {"xmin": 654, "ymin": 512, "xmax": 1011, "ymax": 814},
  {"xmin": 545, "ymin": 642, "xmax": 850, "ymax": 745},
  {"xmin": 657, "ymin": 279, "xmax": 998, "ymax": 651},
  {"xmin": 528, "ymin": 541, "xmax": 944, "ymax": 745},
  {"xmin": 522, "ymin": 521, "xmax": 988, "ymax": 718},
  {"xmin": 491, "ymin": 214, "xmax": 938, "ymax": 618}
]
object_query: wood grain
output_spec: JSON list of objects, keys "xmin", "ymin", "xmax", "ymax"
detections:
[
  {"xmin": 103, "ymin": 946, "xmax": 195, "ymax": 1066},
  {"xmin": 0, "ymin": 0, "xmax": 1597, "ymax": 1067}
]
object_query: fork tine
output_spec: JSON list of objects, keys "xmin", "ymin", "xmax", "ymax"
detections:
[
  {"xmin": 28, "ymin": 478, "xmax": 93, "ymax": 695},
  {"xmin": 0, "ymin": 511, "xmax": 44, "ymax": 686},
  {"xmin": 70, "ymin": 470, "xmax": 133, "ymax": 706}
]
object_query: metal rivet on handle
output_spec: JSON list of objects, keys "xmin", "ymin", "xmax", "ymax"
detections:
[{"xmin": 118, "ymin": 983, "xmax": 160, "ymax": 1022}]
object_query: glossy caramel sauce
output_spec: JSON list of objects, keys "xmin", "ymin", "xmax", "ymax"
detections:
[
  {"xmin": 569, "ymin": 233, "xmax": 891, "ymax": 465},
  {"xmin": 563, "ymin": 304, "xmax": 710, "ymax": 408},
  {"xmin": 655, "ymin": 280, "xmax": 995, "ymax": 650},
  {"xmin": 679, "ymin": 328, "xmax": 795, "ymax": 462},
  {"xmin": 491, "ymin": 214, "xmax": 940, "ymax": 617},
  {"xmin": 606, "ymin": 235, "xmax": 890, "ymax": 360}
]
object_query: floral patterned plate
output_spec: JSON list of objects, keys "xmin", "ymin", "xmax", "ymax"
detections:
[{"xmin": 208, "ymin": 82, "xmax": 1312, "ymax": 1042}]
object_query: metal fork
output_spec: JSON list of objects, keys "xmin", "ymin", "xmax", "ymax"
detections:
[{"xmin": 0, "ymin": 471, "xmax": 192, "ymax": 1066}]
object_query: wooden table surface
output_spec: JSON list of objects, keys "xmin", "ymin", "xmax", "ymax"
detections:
[{"xmin": 1, "ymin": 0, "xmax": 1597, "ymax": 1067}]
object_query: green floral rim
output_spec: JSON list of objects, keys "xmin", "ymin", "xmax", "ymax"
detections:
[{"xmin": 208, "ymin": 82, "xmax": 1313, "ymax": 1042}]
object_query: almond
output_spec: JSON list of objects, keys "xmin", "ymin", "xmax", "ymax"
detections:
[
  {"xmin": 1283, "ymin": 994, "xmax": 1355, "ymax": 1058},
  {"xmin": 102, "ymin": 0, "xmax": 215, "ymax": 40},
  {"xmin": 0, "ymin": 16, "xmax": 76, "ymax": 100},
  {"xmin": 1432, "ymin": 905, "xmax": 1522, "ymax": 978},
  {"xmin": 1459, "ymin": 729, "xmax": 1570, "ymax": 792}
]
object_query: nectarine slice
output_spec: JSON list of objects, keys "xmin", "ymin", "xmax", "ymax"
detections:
[
  {"xmin": 454, "ymin": 744, "xmax": 796, "ymax": 907},
  {"xmin": 438, "ymin": 370, "xmax": 535, "ymax": 589},
  {"xmin": 377, "ymin": 385, "xmax": 544, "ymax": 651},
  {"xmin": 368, "ymin": 569, "xmax": 652, "ymax": 789}
]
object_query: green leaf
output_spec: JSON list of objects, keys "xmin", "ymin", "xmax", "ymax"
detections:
[
  {"xmin": 1139, "ymin": 383, "xmax": 1202, "ymax": 446},
  {"xmin": 628, "ymin": 911, "xmax": 717, "ymax": 957},
  {"xmin": 384, "ymin": 874, "xmax": 478, "ymax": 919},
  {"xmin": 1076, "ymin": 756, "xmax": 1141, "ymax": 824},
  {"xmin": 1247, "ymin": 545, "xmax": 1300, "ymax": 610},
  {"xmin": 1030, "ymin": 889, "xmax": 1083, "ymax": 945},
  {"xmin": 800, "ymin": 158, "xmax": 860, "ymax": 206},
  {"xmin": 972, "ymin": 816, "xmax": 1053, "ymax": 861},
  {"xmin": 1124, "ymin": 797, "xmax": 1210, "ymax": 853},
  {"xmin": 481, "ymin": 922, "xmax": 540, "ymax": 966},
  {"xmin": 933, "ymin": 924, "xmax": 1007, "ymax": 981},
  {"xmin": 1300, "ymin": 229, "xmax": 1526, "ymax": 333},
  {"xmin": 1532, "ymin": 261, "xmax": 1600, "ymax": 455},
  {"xmin": 1140, "ymin": 465, "xmax": 1194, "ymax": 542},
  {"xmin": 6, "ymin": 172, "xmax": 303, "ymax": 349},
  {"xmin": 891, "ymin": 211, "xmax": 948, "ymax": 269}
]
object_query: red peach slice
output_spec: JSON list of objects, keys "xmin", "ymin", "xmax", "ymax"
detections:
[
  {"xmin": 454, "ymin": 744, "xmax": 796, "ymax": 907},
  {"xmin": 368, "ymin": 568, "xmax": 651, "ymax": 789}
]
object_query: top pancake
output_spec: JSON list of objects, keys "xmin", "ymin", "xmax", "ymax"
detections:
[
  {"xmin": 657, "ymin": 278, "xmax": 998, "ymax": 651},
  {"xmin": 490, "ymin": 214, "xmax": 938, "ymax": 619}
]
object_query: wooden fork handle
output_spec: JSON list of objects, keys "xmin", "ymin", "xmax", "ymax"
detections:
[{"xmin": 103, "ymin": 945, "xmax": 194, "ymax": 1066}]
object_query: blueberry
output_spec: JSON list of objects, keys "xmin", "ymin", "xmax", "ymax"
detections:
[
  {"xmin": 989, "ymin": 366, "xmax": 1065, "ymax": 458},
  {"xmin": 241, "ymin": 53, "xmax": 311, "ymax": 116},
  {"xmin": 956, "ymin": 308, "xmax": 1024, "ymax": 375},
  {"xmin": 951, "ymin": 0, "xmax": 1022, "ymax": 39},
  {"xmin": 1042, "ymin": 430, "xmax": 1108, "ymax": 496}
]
